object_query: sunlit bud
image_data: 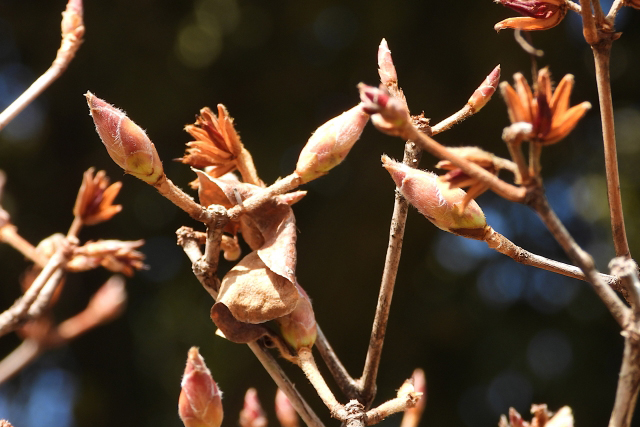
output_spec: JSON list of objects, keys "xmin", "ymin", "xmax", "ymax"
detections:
[
  {"xmin": 295, "ymin": 105, "xmax": 369, "ymax": 183},
  {"xmin": 377, "ymin": 38, "xmax": 398, "ymax": 87},
  {"xmin": 358, "ymin": 83, "xmax": 411, "ymax": 137},
  {"xmin": 179, "ymin": 348, "xmax": 223, "ymax": 427},
  {"xmin": 86, "ymin": 92, "xmax": 165, "ymax": 185},
  {"xmin": 84, "ymin": 275, "xmax": 127, "ymax": 325},
  {"xmin": 275, "ymin": 284, "xmax": 317, "ymax": 351},
  {"xmin": 239, "ymin": 388, "xmax": 267, "ymax": 427},
  {"xmin": 467, "ymin": 65, "xmax": 501, "ymax": 113},
  {"xmin": 275, "ymin": 389, "xmax": 299, "ymax": 427},
  {"xmin": 494, "ymin": 0, "xmax": 567, "ymax": 31},
  {"xmin": 400, "ymin": 369, "xmax": 427, "ymax": 427},
  {"xmin": 382, "ymin": 156, "xmax": 487, "ymax": 239}
]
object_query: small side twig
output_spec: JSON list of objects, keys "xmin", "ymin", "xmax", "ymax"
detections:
[
  {"xmin": 315, "ymin": 325, "xmax": 359, "ymax": 400},
  {"xmin": 364, "ymin": 392, "xmax": 420, "ymax": 426},
  {"xmin": 0, "ymin": 339, "xmax": 42, "ymax": 384},
  {"xmin": 0, "ymin": 0, "xmax": 84, "ymax": 131},
  {"xmin": 530, "ymin": 192, "xmax": 629, "ymax": 328},
  {"xmin": 483, "ymin": 227, "xmax": 623, "ymax": 293},
  {"xmin": 0, "ymin": 224, "xmax": 48, "ymax": 267},
  {"xmin": 359, "ymin": 140, "xmax": 422, "ymax": 406},
  {"xmin": 297, "ymin": 347, "xmax": 347, "ymax": 420},
  {"xmin": 0, "ymin": 246, "xmax": 70, "ymax": 337}
]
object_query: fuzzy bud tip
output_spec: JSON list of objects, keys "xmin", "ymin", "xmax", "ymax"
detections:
[
  {"xmin": 86, "ymin": 92, "xmax": 164, "ymax": 185},
  {"xmin": 382, "ymin": 155, "xmax": 487, "ymax": 238},
  {"xmin": 295, "ymin": 104, "xmax": 369, "ymax": 183},
  {"xmin": 179, "ymin": 347, "xmax": 223, "ymax": 427}
]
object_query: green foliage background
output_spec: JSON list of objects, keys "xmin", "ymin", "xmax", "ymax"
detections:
[{"xmin": 1, "ymin": 1, "xmax": 640, "ymax": 426}]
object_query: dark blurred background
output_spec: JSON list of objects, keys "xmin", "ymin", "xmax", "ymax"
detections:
[{"xmin": 0, "ymin": 1, "xmax": 639, "ymax": 426}]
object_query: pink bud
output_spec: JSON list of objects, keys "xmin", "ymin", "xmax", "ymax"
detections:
[
  {"xmin": 295, "ymin": 104, "xmax": 369, "ymax": 183},
  {"xmin": 275, "ymin": 389, "xmax": 299, "ymax": 427},
  {"xmin": 86, "ymin": 92, "xmax": 165, "ymax": 185},
  {"xmin": 358, "ymin": 83, "xmax": 411, "ymax": 136},
  {"xmin": 377, "ymin": 39, "xmax": 398, "ymax": 87},
  {"xmin": 179, "ymin": 348, "xmax": 223, "ymax": 427},
  {"xmin": 275, "ymin": 284, "xmax": 317, "ymax": 351},
  {"xmin": 467, "ymin": 65, "xmax": 501, "ymax": 113},
  {"xmin": 382, "ymin": 156, "xmax": 487, "ymax": 239},
  {"xmin": 239, "ymin": 388, "xmax": 267, "ymax": 427}
]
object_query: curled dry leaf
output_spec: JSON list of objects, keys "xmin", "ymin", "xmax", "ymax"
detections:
[
  {"xmin": 216, "ymin": 251, "xmax": 298, "ymax": 324},
  {"xmin": 210, "ymin": 302, "xmax": 272, "ymax": 343}
]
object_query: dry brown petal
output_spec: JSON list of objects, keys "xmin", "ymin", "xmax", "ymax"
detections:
[
  {"xmin": 68, "ymin": 240, "xmax": 146, "ymax": 276},
  {"xmin": 218, "ymin": 251, "xmax": 298, "ymax": 324}
]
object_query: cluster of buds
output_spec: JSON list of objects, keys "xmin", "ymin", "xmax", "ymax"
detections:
[{"xmin": 494, "ymin": 0, "xmax": 568, "ymax": 31}]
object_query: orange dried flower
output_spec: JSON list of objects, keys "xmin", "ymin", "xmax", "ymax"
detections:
[
  {"xmin": 500, "ymin": 68, "xmax": 591, "ymax": 145},
  {"xmin": 494, "ymin": 0, "xmax": 568, "ymax": 31},
  {"xmin": 73, "ymin": 168, "xmax": 122, "ymax": 226},
  {"xmin": 181, "ymin": 105, "xmax": 261, "ymax": 186}
]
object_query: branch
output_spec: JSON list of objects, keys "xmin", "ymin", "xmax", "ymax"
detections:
[
  {"xmin": 0, "ymin": 339, "xmax": 42, "ymax": 384},
  {"xmin": 0, "ymin": 224, "xmax": 48, "ymax": 267},
  {"xmin": 484, "ymin": 227, "xmax": 623, "ymax": 293},
  {"xmin": 297, "ymin": 347, "xmax": 348, "ymax": 420},
  {"xmin": 579, "ymin": 0, "xmax": 599, "ymax": 44},
  {"xmin": 315, "ymin": 325, "xmax": 359, "ymax": 400},
  {"xmin": 530, "ymin": 192, "xmax": 629, "ymax": 328},
  {"xmin": 0, "ymin": 246, "xmax": 70, "ymax": 337},
  {"xmin": 359, "ymin": 140, "xmax": 421, "ymax": 406},
  {"xmin": 0, "ymin": 0, "xmax": 84, "ymax": 131},
  {"xmin": 591, "ymin": 42, "xmax": 629, "ymax": 259}
]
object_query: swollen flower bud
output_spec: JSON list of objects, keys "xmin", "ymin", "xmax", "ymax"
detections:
[
  {"xmin": 382, "ymin": 156, "xmax": 487, "ymax": 239},
  {"xmin": 86, "ymin": 92, "xmax": 165, "ymax": 185},
  {"xmin": 179, "ymin": 348, "xmax": 223, "ymax": 427},
  {"xmin": 295, "ymin": 104, "xmax": 369, "ymax": 183},
  {"xmin": 467, "ymin": 65, "xmax": 501, "ymax": 113},
  {"xmin": 377, "ymin": 38, "xmax": 398, "ymax": 87},
  {"xmin": 275, "ymin": 389, "xmax": 300, "ymax": 427},
  {"xmin": 275, "ymin": 284, "xmax": 317, "ymax": 351},
  {"xmin": 239, "ymin": 388, "xmax": 267, "ymax": 427}
]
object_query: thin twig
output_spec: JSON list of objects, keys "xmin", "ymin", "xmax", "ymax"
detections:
[
  {"xmin": 364, "ymin": 392, "xmax": 420, "ymax": 426},
  {"xmin": 0, "ymin": 339, "xmax": 42, "ymax": 384},
  {"xmin": 514, "ymin": 30, "xmax": 544, "ymax": 58},
  {"xmin": 0, "ymin": 247, "xmax": 70, "ymax": 337},
  {"xmin": 315, "ymin": 325, "xmax": 359, "ymax": 400},
  {"xmin": 0, "ymin": 224, "xmax": 48, "ymax": 267},
  {"xmin": 431, "ymin": 105, "xmax": 475, "ymax": 136},
  {"xmin": 606, "ymin": 0, "xmax": 626, "ymax": 23},
  {"xmin": 566, "ymin": 0, "xmax": 583, "ymax": 13},
  {"xmin": 579, "ymin": 0, "xmax": 599, "ymax": 44},
  {"xmin": 154, "ymin": 176, "xmax": 211, "ymax": 223},
  {"xmin": 251, "ymin": 343, "xmax": 326, "ymax": 427},
  {"xmin": 592, "ymin": 0, "xmax": 606, "ymax": 25},
  {"xmin": 608, "ymin": 337, "xmax": 640, "ymax": 427},
  {"xmin": 359, "ymin": 141, "xmax": 421, "ymax": 406},
  {"xmin": 297, "ymin": 347, "xmax": 347, "ymax": 420},
  {"xmin": 483, "ymin": 227, "xmax": 623, "ymax": 292},
  {"xmin": 530, "ymin": 192, "xmax": 629, "ymax": 328},
  {"xmin": 26, "ymin": 269, "xmax": 66, "ymax": 318},
  {"xmin": 591, "ymin": 43, "xmax": 630, "ymax": 259},
  {"xmin": 227, "ymin": 173, "xmax": 303, "ymax": 220},
  {"xmin": 0, "ymin": 0, "xmax": 84, "ymax": 131}
]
